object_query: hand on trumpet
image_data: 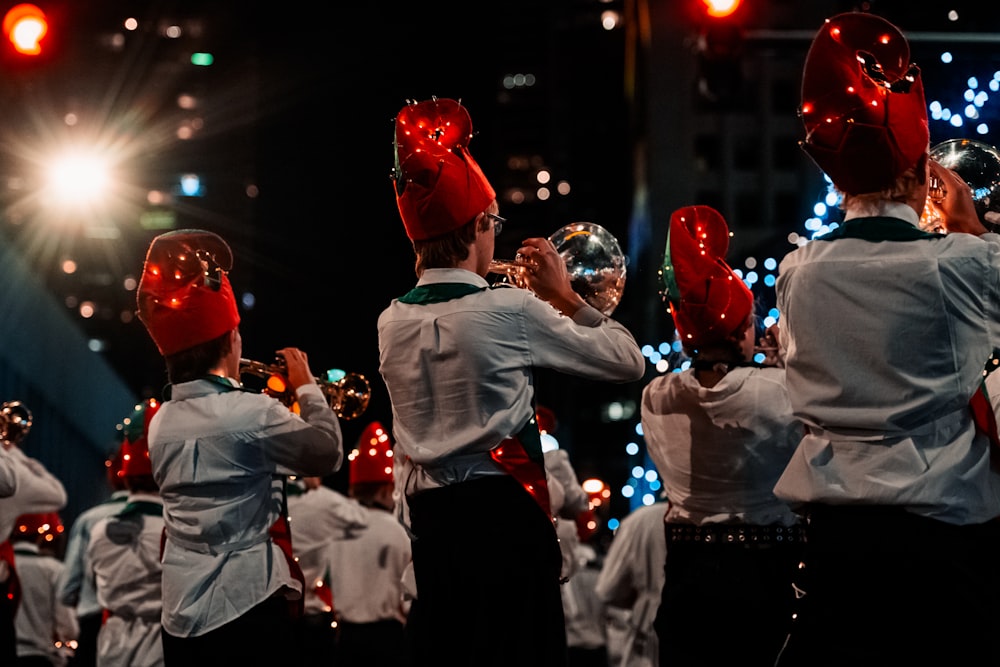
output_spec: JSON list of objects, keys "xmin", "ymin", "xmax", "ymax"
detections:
[
  {"xmin": 276, "ymin": 347, "xmax": 316, "ymax": 394},
  {"xmin": 514, "ymin": 237, "xmax": 588, "ymax": 317},
  {"xmin": 926, "ymin": 159, "xmax": 985, "ymax": 236}
]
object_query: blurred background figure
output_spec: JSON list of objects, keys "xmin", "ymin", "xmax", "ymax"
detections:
[
  {"xmin": 1, "ymin": 401, "xmax": 69, "ymax": 664},
  {"xmin": 595, "ymin": 499, "xmax": 668, "ymax": 667},
  {"xmin": 286, "ymin": 472, "xmax": 367, "ymax": 663},
  {"xmin": 538, "ymin": 406, "xmax": 609, "ymax": 665},
  {"xmin": 560, "ymin": 530, "xmax": 609, "ymax": 667},
  {"xmin": 538, "ymin": 406, "xmax": 591, "ymax": 584},
  {"xmin": 327, "ymin": 421, "xmax": 411, "ymax": 667},
  {"xmin": 58, "ymin": 433, "xmax": 131, "ymax": 667},
  {"xmin": 85, "ymin": 399, "xmax": 164, "ymax": 667},
  {"xmin": 11, "ymin": 511, "xmax": 77, "ymax": 667}
]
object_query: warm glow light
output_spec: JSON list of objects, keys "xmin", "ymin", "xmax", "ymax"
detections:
[{"xmin": 702, "ymin": 0, "xmax": 742, "ymax": 19}]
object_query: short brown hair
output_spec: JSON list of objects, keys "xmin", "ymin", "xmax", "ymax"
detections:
[
  {"xmin": 412, "ymin": 214, "xmax": 489, "ymax": 276},
  {"xmin": 164, "ymin": 330, "xmax": 233, "ymax": 384}
]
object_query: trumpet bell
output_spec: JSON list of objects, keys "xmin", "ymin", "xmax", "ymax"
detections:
[
  {"xmin": 922, "ymin": 138, "xmax": 1000, "ymax": 233},
  {"xmin": 320, "ymin": 372, "xmax": 371, "ymax": 421},
  {"xmin": 550, "ymin": 222, "xmax": 627, "ymax": 316},
  {"xmin": 489, "ymin": 222, "xmax": 627, "ymax": 316}
]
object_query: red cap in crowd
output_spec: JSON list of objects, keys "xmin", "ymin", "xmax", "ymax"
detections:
[
  {"xmin": 349, "ymin": 421, "xmax": 394, "ymax": 486},
  {"xmin": 119, "ymin": 399, "xmax": 161, "ymax": 479}
]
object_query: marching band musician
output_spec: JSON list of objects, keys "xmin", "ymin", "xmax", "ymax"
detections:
[
  {"xmin": 285, "ymin": 473, "xmax": 367, "ymax": 663},
  {"xmin": 378, "ymin": 96, "xmax": 644, "ymax": 666},
  {"xmin": 0, "ymin": 401, "xmax": 68, "ymax": 665},
  {"xmin": 326, "ymin": 421, "xmax": 412, "ymax": 667},
  {"xmin": 772, "ymin": 12, "xmax": 1000, "ymax": 666},
  {"xmin": 136, "ymin": 229, "xmax": 345, "ymax": 665},
  {"xmin": 57, "ymin": 438, "xmax": 130, "ymax": 667},
  {"xmin": 85, "ymin": 399, "xmax": 165, "ymax": 667},
  {"xmin": 644, "ymin": 205, "xmax": 804, "ymax": 667}
]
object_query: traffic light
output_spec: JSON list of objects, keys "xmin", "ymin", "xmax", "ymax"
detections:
[
  {"xmin": 3, "ymin": 3, "xmax": 47, "ymax": 56},
  {"xmin": 691, "ymin": 0, "xmax": 746, "ymax": 107}
]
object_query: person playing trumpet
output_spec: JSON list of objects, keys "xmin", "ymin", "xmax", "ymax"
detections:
[
  {"xmin": 643, "ymin": 205, "xmax": 804, "ymax": 667},
  {"xmin": 772, "ymin": 12, "xmax": 1000, "ymax": 666},
  {"xmin": 136, "ymin": 229, "xmax": 345, "ymax": 666},
  {"xmin": 379, "ymin": 97, "xmax": 645, "ymax": 666}
]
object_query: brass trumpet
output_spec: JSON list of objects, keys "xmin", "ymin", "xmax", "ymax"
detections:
[
  {"xmin": 238, "ymin": 358, "xmax": 371, "ymax": 420},
  {"xmin": 488, "ymin": 222, "xmax": 627, "ymax": 316}
]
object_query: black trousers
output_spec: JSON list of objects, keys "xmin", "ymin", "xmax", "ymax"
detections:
[
  {"xmin": 775, "ymin": 505, "xmax": 1000, "ymax": 667},
  {"xmin": 655, "ymin": 526, "xmax": 803, "ymax": 667},
  {"xmin": 405, "ymin": 475, "xmax": 567, "ymax": 667},
  {"xmin": 161, "ymin": 595, "xmax": 300, "ymax": 667}
]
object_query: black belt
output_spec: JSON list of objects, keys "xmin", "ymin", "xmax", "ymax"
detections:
[{"xmin": 666, "ymin": 522, "xmax": 805, "ymax": 547}]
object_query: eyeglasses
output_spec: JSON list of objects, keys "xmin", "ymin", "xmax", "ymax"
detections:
[{"xmin": 486, "ymin": 212, "xmax": 505, "ymax": 237}]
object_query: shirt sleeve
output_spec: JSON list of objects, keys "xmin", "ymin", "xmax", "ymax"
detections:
[{"xmin": 522, "ymin": 295, "xmax": 645, "ymax": 383}]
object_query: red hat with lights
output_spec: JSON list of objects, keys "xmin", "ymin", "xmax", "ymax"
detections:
[
  {"xmin": 136, "ymin": 229, "xmax": 240, "ymax": 356},
  {"xmin": 118, "ymin": 399, "xmax": 160, "ymax": 479},
  {"xmin": 349, "ymin": 421, "xmax": 394, "ymax": 485},
  {"xmin": 661, "ymin": 205, "xmax": 753, "ymax": 350},
  {"xmin": 799, "ymin": 12, "xmax": 928, "ymax": 195},
  {"xmin": 12, "ymin": 512, "xmax": 63, "ymax": 543},
  {"xmin": 392, "ymin": 97, "xmax": 496, "ymax": 241}
]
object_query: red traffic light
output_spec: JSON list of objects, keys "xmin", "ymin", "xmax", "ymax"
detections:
[
  {"xmin": 701, "ymin": 0, "xmax": 743, "ymax": 19},
  {"xmin": 3, "ymin": 3, "xmax": 48, "ymax": 55}
]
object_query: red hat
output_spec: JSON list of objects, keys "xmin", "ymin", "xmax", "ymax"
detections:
[
  {"xmin": 799, "ymin": 12, "xmax": 928, "ymax": 195},
  {"xmin": 392, "ymin": 97, "xmax": 496, "ymax": 241},
  {"xmin": 13, "ymin": 512, "xmax": 64, "ymax": 543},
  {"xmin": 349, "ymin": 421, "xmax": 394, "ymax": 485},
  {"xmin": 136, "ymin": 229, "xmax": 241, "ymax": 356},
  {"xmin": 119, "ymin": 399, "xmax": 161, "ymax": 479},
  {"xmin": 661, "ymin": 206, "xmax": 753, "ymax": 350}
]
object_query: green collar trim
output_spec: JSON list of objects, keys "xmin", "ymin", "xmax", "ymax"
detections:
[
  {"xmin": 817, "ymin": 217, "xmax": 943, "ymax": 242},
  {"xmin": 398, "ymin": 283, "xmax": 487, "ymax": 304}
]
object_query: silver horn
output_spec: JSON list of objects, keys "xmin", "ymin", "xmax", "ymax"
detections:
[{"xmin": 489, "ymin": 222, "xmax": 627, "ymax": 316}]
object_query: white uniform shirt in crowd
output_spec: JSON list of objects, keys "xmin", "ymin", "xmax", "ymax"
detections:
[
  {"xmin": 596, "ymin": 501, "xmax": 668, "ymax": 667},
  {"xmin": 774, "ymin": 201, "xmax": 1000, "ymax": 525},
  {"xmin": 326, "ymin": 506, "xmax": 412, "ymax": 624},
  {"xmin": 57, "ymin": 489, "xmax": 129, "ymax": 620},
  {"xmin": 378, "ymin": 268, "xmax": 645, "ymax": 501},
  {"xmin": 544, "ymin": 448, "xmax": 589, "ymax": 582},
  {"xmin": 86, "ymin": 491, "xmax": 165, "ymax": 667},
  {"xmin": 286, "ymin": 481, "xmax": 367, "ymax": 616},
  {"xmin": 147, "ymin": 378, "xmax": 343, "ymax": 637},
  {"xmin": 13, "ymin": 541, "xmax": 79, "ymax": 667},
  {"xmin": 0, "ymin": 445, "xmax": 67, "ymax": 541},
  {"xmin": 560, "ymin": 542, "xmax": 606, "ymax": 652},
  {"xmin": 641, "ymin": 367, "xmax": 803, "ymax": 526}
]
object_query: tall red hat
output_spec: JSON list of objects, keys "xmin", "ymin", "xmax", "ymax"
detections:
[
  {"xmin": 119, "ymin": 399, "xmax": 160, "ymax": 479},
  {"xmin": 661, "ymin": 206, "xmax": 753, "ymax": 350},
  {"xmin": 136, "ymin": 229, "xmax": 241, "ymax": 356},
  {"xmin": 799, "ymin": 12, "xmax": 928, "ymax": 195},
  {"xmin": 392, "ymin": 97, "xmax": 496, "ymax": 241},
  {"xmin": 349, "ymin": 421, "xmax": 394, "ymax": 486}
]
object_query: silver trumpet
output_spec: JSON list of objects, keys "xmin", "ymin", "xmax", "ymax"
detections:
[
  {"xmin": 920, "ymin": 138, "xmax": 1000, "ymax": 233},
  {"xmin": 489, "ymin": 221, "xmax": 627, "ymax": 316},
  {"xmin": 239, "ymin": 358, "xmax": 371, "ymax": 420}
]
